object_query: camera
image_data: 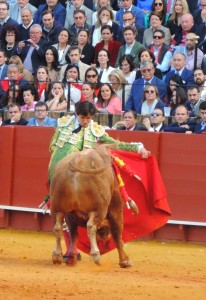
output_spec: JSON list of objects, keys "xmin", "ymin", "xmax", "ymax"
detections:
[{"xmin": 23, "ymin": 40, "xmax": 31, "ymax": 45}]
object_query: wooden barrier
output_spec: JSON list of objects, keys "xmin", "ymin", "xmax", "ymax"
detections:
[{"xmin": 0, "ymin": 127, "xmax": 206, "ymax": 243}]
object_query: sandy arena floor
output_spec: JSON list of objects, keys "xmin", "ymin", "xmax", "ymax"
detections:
[{"xmin": 0, "ymin": 229, "xmax": 205, "ymax": 300}]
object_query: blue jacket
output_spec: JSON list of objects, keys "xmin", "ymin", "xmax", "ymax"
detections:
[
  {"xmin": 27, "ymin": 116, "xmax": 57, "ymax": 127},
  {"xmin": 164, "ymin": 68, "xmax": 195, "ymax": 88},
  {"xmin": 194, "ymin": 122, "xmax": 206, "ymax": 134},
  {"xmin": 125, "ymin": 77, "xmax": 167, "ymax": 114},
  {"xmin": 115, "ymin": 5, "xmax": 145, "ymax": 28},
  {"xmin": 34, "ymin": 3, "xmax": 66, "ymax": 26}
]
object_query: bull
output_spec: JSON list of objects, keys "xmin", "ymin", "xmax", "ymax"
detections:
[{"xmin": 50, "ymin": 145, "xmax": 132, "ymax": 268}]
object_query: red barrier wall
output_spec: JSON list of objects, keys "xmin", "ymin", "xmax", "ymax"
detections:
[{"xmin": 0, "ymin": 127, "xmax": 206, "ymax": 242}]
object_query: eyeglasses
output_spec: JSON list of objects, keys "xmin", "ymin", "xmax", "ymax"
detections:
[
  {"xmin": 86, "ymin": 74, "xmax": 97, "ymax": 78},
  {"xmin": 151, "ymin": 113, "xmax": 162, "ymax": 116},
  {"xmin": 154, "ymin": 2, "xmax": 163, "ymax": 6},
  {"xmin": 153, "ymin": 35, "xmax": 163, "ymax": 39},
  {"xmin": 145, "ymin": 90, "xmax": 155, "ymax": 94},
  {"xmin": 141, "ymin": 68, "xmax": 154, "ymax": 73}
]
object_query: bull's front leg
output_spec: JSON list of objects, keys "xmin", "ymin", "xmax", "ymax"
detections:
[
  {"xmin": 87, "ymin": 212, "xmax": 101, "ymax": 265},
  {"xmin": 52, "ymin": 212, "xmax": 64, "ymax": 264}
]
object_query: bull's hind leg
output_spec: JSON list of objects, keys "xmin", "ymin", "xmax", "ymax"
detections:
[
  {"xmin": 108, "ymin": 184, "xmax": 132, "ymax": 268},
  {"xmin": 52, "ymin": 212, "xmax": 64, "ymax": 264},
  {"xmin": 87, "ymin": 211, "xmax": 101, "ymax": 265},
  {"xmin": 64, "ymin": 216, "xmax": 79, "ymax": 266}
]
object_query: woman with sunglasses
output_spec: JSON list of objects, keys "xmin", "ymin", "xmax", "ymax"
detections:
[
  {"xmin": 144, "ymin": 0, "xmax": 170, "ymax": 28},
  {"xmin": 167, "ymin": 0, "xmax": 189, "ymax": 39},
  {"xmin": 96, "ymin": 83, "xmax": 122, "ymax": 114},
  {"xmin": 141, "ymin": 84, "xmax": 165, "ymax": 115},
  {"xmin": 83, "ymin": 67, "xmax": 101, "ymax": 100}
]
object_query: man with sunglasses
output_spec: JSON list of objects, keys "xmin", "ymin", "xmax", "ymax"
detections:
[
  {"xmin": 148, "ymin": 29, "xmax": 172, "ymax": 74},
  {"xmin": 142, "ymin": 108, "xmax": 166, "ymax": 132},
  {"xmin": 125, "ymin": 61, "xmax": 167, "ymax": 114}
]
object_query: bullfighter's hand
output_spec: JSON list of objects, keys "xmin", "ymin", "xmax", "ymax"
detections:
[{"xmin": 140, "ymin": 147, "xmax": 151, "ymax": 159}]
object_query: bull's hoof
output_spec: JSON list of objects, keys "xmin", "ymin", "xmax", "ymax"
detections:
[
  {"xmin": 64, "ymin": 254, "xmax": 77, "ymax": 266},
  {"xmin": 52, "ymin": 251, "xmax": 63, "ymax": 265},
  {"xmin": 119, "ymin": 259, "xmax": 133, "ymax": 268},
  {"xmin": 90, "ymin": 251, "xmax": 101, "ymax": 265}
]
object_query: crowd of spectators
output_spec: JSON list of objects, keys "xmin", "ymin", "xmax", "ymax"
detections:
[{"xmin": 0, "ymin": 0, "xmax": 206, "ymax": 133}]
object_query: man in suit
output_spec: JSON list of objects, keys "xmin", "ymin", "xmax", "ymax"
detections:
[
  {"xmin": 115, "ymin": 26, "xmax": 145, "ymax": 68},
  {"xmin": 41, "ymin": 10, "xmax": 63, "ymax": 45},
  {"xmin": 9, "ymin": 0, "xmax": 37, "ymax": 24},
  {"xmin": 34, "ymin": 0, "xmax": 66, "ymax": 26},
  {"xmin": 0, "ymin": 0, "xmax": 18, "ymax": 36},
  {"xmin": 1, "ymin": 103, "xmax": 28, "ymax": 126},
  {"xmin": 115, "ymin": 0, "xmax": 145, "ymax": 28},
  {"xmin": 68, "ymin": 9, "xmax": 91, "ymax": 45},
  {"xmin": 125, "ymin": 61, "xmax": 167, "ymax": 114},
  {"xmin": 194, "ymin": 101, "xmax": 206, "ymax": 133},
  {"xmin": 142, "ymin": 108, "xmax": 166, "ymax": 132},
  {"xmin": 18, "ymin": 8, "xmax": 34, "ymax": 40},
  {"xmin": 0, "ymin": 50, "xmax": 8, "ymax": 80},
  {"xmin": 59, "ymin": 46, "xmax": 90, "ymax": 82},
  {"xmin": 17, "ymin": 24, "xmax": 48, "ymax": 74},
  {"xmin": 164, "ymin": 52, "xmax": 195, "ymax": 87},
  {"xmin": 65, "ymin": 0, "xmax": 93, "ymax": 28}
]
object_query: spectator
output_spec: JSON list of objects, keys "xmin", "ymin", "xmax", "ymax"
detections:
[
  {"xmin": 173, "ymin": 33, "xmax": 204, "ymax": 71},
  {"xmin": 0, "ymin": 24, "xmax": 19, "ymax": 59},
  {"xmin": 43, "ymin": 46, "xmax": 60, "ymax": 82},
  {"xmin": 144, "ymin": 0, "xmax": 170, "ymax": 28},
  {"xmin": 185, "ymin": 86, "xmax": 205, "ymax": 117},
  {"xmin": 194, "ymin": 101, "xmax": 206, "ymax": 133},
  {"xmin": 91, "ymin": 6, "xmax": 119, "ymax": 47},
  {"xmin": 41, "ymin": 10, "xmax": 63, "ymax": 46},
  {"xmin": 34, "ymin": 66, "xmax": 51, "ymax": 102},
  {"xmin": 116, "ymin": 0, "xmax": 145, "ymax": 28},
  {"xmin": 92, "ymin": 0, "xmax": 116, "ymax": 25},
  {"xmin": 167, "ymin": 0, "xmax": 189, "ymax": 38},
  {"xmin": 84, "ymin": 67, "xmax": 101, "ymax": 99},
  {"xmin": 115, "ymin": 26, "xmax": 145, "ymax": 68},
  {"xmin": 0, "ymin": 49, "xmax": 8, "ymax": 80},
  {"xmin": 17, "ymin": 24, "xmax": 49, "ymax": 75},
  {"xmin": 65, "ymin": 0, "xmax": 93, "ymax": 28},
  {"xmin": 59, "ymin": 46, "xmax": 90, "ymax": 82},
  {"xmin": 164, "ymin": 105, "xmax": 196, "ymax": 133},
  {"xmin": 9, "ymin": 0, "xmax": 37, "ymax": 24},
  {"xmin": 170, "ymin": 86, "xmax": 187, "ymax": 115},
  {"xmin": 96, "ymin": 48, "xmax": 114, "ymax": 83},
  {"xmin": 81, "ymin": 82, "xmax": 96, "ymax": 103},
  {"xmin": 52, "ymin": 28, "xmax": 70, "ymax": 66},
  {"xmin": 194, "ymin": 68, "xmax": 206, "ymax": 100},
  {"xmin": 77, "ymin": 28, "xmax": 95, "ymax": 65},
  {"xmin": 1, "ymin": 103, "xmax": 27, "ymax": 125},
  {"xmin": 141, "ymin": 84, "xmax": 165, "ymax": 115},
  {"xmin": 62, "ymin": 64, "xmax": 81, "ymax": 111},
  {"xmin": 0, "ymin": 84, "xmax": 22, "ymax": 109},
  {"xmin": 117, "ymin": 11, "xmax": 145, "ymax": 44},
  {"xmin": 46, "ymin": 82, "xmax": 67, "ymax": 112},
  {"xmin": 0, "ymin": 0, "xmax": 18, "ymax": 36},
  {"xmin": 112, "ymin": 110, "xmax": 144, "ymax": 130},
  {"xmin": 193, "ymin": 0, "xmax": 206, "ymax": 26},
  {"xmin": 137, "ymin": 0, "xmax": 153, "ymax": 13},
  {"xmin": 68, "ymin": 9, "xmax": 91, "ymax": 45},
  {"xmin": 94, "ymin": 25, "xmax": 122, "ymax": 67},
  {"xmin": 142, "ymin": 108, "xmax": 166, "ymax": 131},
  {"xmin": 27, "ymin": 102, "xmax": 57, "ymax": 127},
  {"xmin": 143, "ymin": 12, "xmax": 171, "ymax": 48},
  {"xmin": 125, "ymin": 61, "xmax": 167, "ymax": 114},
  {"xmin": 34, "ymin": 0, "xmax": 66, "ymax": 26},
  {"xmin": 148, "ymin": 29, "xmax": 172, "ymax": 74},
  {"xmin": 119, "ymin": 54, "xmax": 136, "ymax": 85},
  {"xmin": 0, "ymin": 63, "xmax": 29, "ymax": 97},
  {"xmin": 166, "ymin": 73, "xmax": 185, "ymax": 103},
  {"xmin": 135, "ymin": 49, "xmax": 162, "ymax": 79},
  {"xmin": 18, "ymin": 8, "xmax": 34, "ymax": 40},
  {"xmin": 108, "ymin": 69, "xmax": 131, "ymax": 105},
  {"xmin": 164, "ymin": 53, "xmax": 195, "ymax": 87},
  {"xmin": 21, "ymin": 85, "xmax": 38, "ymax": 111},
  {"xmin": 8, "ymin": 55, "xmax": 33, "ymax": 83},
  {"xmin": 96, "ymin": 83, "xmax": 122, "ymax": 114}
]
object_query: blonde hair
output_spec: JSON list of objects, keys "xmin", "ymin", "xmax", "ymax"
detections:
[
  {"xmin": 96, "ymin": 6, "xmax": 114, "ymax": 28},
  {"xmin": 8, "ymin": 55, "xmax": 24, "ymax": 73},
  {"xmin": 108, "ymin": 69, "xmax": 128, "ymax": 90},
  {"xmin": 169, "ymin": 0, "xmax": 189, "ymax": 23},
  {"xmin": 143, "ymin": 84, "xmax": 160, "ymax": 101}
]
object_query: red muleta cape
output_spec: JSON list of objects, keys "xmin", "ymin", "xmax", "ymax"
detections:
[{"xmin": 77, "ymin": 150, "xmax": 171, "ymax": 254}]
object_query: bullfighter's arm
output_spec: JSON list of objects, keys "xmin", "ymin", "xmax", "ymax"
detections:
[{"xmin": 49, "ymin": 127, "xmax": 60, "ymax": 153}]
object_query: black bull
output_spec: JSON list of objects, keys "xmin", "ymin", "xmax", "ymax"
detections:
[{"xmin": 50, "ymin": 145, "xmax": 132, "ymax": 268}]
